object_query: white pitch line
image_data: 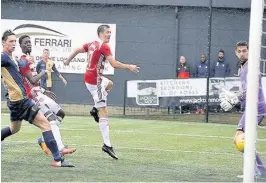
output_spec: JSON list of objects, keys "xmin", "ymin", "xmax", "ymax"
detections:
[
  {"xmin": 1, "ymin": 125, "xmax": 266, "ymax": 141},
  {"xmin": 2, "ymin": 140, "xmax": 240, "ymax": 157},
  {"xmin": 0, "ymin": 125, "xmax": 234, "ymax": 139},
  {"xmin": 1, "ymin": 112, "xmax": 238, "ymax": 128},
  {"xmin": 58, "ymin": 128, "xmax": 266, "ymax": 142}
]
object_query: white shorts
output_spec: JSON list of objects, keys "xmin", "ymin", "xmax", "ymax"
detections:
[
  {"xmin": 85, "ymin": 76, "xmax": 110, "ymax": 108},
  {"xmin": 32, "ymin": 93, "xmax": 62, "ymax": 115}
]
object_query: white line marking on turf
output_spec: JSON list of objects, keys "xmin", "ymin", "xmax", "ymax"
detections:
[
  {"xmin": 54, "ymin": 128, "xmax": 266, "ymax": 141},
  {"xmin": 59, "ymin": 129, "xmax": 233, "ymax": 139},
  {"xmin": 0, "ymin": 112, "xmax": 239, "ymax": 128},
  {"xmin": 1, "ymin": 125, "xmax": 265, "ymax": 141},
  {"xmin": 3, "ymin": 140, "xmax": 240, "ymax": 157}
]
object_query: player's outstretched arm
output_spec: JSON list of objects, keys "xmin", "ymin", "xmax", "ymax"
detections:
[
  {"xmin": 64, "ymin": 47, "xmax": 86, "ymax": 66},
  {"xmin": 106, "ymin": 55, "xmax": 139, "ymax": 73}
]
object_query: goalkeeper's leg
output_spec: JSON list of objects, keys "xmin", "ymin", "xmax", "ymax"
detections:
[{"xmin": 236, "ymin": 114, "xmax": 266, "ymax": 178}]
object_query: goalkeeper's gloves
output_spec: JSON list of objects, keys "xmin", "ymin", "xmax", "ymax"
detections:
[{"xmin": 219, "ymin": 89, "xmax": 240, "ymax": 111}]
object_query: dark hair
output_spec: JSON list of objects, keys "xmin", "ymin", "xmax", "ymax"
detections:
[
  {"xmin": 218, "ymin": 49, "xmax": 225, "ymax": 54},
  {"xmin": 43, "ymin": 48, "xmax": 49, "ymax": 52},
  {"xmin": 19, "ymin": 35, "xmax": 30, "ymax": 45},
  {"xmin": 2, "ymin": 30, "xmax": 15, "ymax": 41},
  {"xmin": 235, "ymin": 41, "xmax": 249, "ymax": 49},
  {"xmin": 97, "ymin": 25, "xmax": 110, "ymax": 36}
]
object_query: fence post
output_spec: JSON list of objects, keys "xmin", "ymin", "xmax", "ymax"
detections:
[
  {"xmin": 123, "ymin": 80, "xmax": 128, "ymax": 116},
  {"xmin": 205, "ymin": 0, "xmax": 213, "ymax": 123}
]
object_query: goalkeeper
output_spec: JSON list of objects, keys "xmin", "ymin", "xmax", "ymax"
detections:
[{"xmin": 219, "ymin": 41, "xmax": 266, "ymax": 178}]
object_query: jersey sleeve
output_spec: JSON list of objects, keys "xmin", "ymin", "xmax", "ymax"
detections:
[
  {"xmin": 17, "ymin": 56, "xmax": 31, "ymax": 77},
  {"xmin": 1, "ymin": 53, "xmax": 9, "ymax": 66},
  {"xmin": 36, "ymin": 61, "xmax": 41, "ymax": 74},
  {"xmin": 83, "ymin": 43, "xmax": 89, "ymax": 52},
  {"xmin": 101, "ymin": 43, "xmax": 112, "ymax": 57}
]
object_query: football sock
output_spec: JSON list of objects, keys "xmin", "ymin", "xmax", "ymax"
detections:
[
  {"xmin": 50, "ymin": 120, "xmax": 64, "ymax": 151},
  {"xmin": 42, "ymin": 130, "xmax": 61, "ymax": 161},
  {"xmin": 1, "ymin": 126, "xmax": 12, "ymax": 141},
  {"xmin": 99, "ymin": 117, "xmax": 111, "ymax": 147}
]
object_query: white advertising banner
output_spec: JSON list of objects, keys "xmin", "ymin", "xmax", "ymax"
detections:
[
  {"xmin": 1, "ymin": 19, "xmax": 116, "ymax": 75},
  {"xmin": 127, "ymin": 77, "xmax": 266, "ymax": 106}
]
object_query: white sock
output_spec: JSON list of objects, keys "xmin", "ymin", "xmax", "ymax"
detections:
[
  {"xmin": 50, "ymin": 120, "xmax": 65, "ymax": 151},
  {"xmin": 99, "ymin": 117, "xmax": 111, "ymax": 147}
]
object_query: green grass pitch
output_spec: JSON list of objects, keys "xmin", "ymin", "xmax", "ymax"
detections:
[{"xmin": 1, "ymin": 114, "xmax": 266, "ymax": 182}]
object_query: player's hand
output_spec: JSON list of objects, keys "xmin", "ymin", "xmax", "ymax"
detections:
[
  {"xmin": 219, "ymin": 89, "xmax": 239, "ymax": 105},
  {"xmin": 27, "ymin": 55, "xmax": 35, "ymax": 63},
  {"xmin": 15, "ymin": 56, "xmax": 19, "ymax": 62},
  {"xmin": 64, "ymin": 60, "xmax": 70, "ymax": 66},
  {"xmin": 62, "ymin": 78, "xmax": 67, "ymax": 85},
  {"xmin": 44, "ymin": 90, "xmax": 57, "ymax": 101},
  {"xmin": 128, "ymin": 64, "xmax": 140, "ymax": 73},
  {"xmin": 220, "ymin": 99, "xmax": 234, "ymax": 111}
]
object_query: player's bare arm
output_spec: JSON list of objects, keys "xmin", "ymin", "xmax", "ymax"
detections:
[
  {"xmin": 106, "ymin": 55, "xmax": 139, "ymax": 73},
  {"xmin": 64, "ymin": 47, "xmax": 86, "ymax": 66},
  {"xmin": 25, "ymin": 71, "xmax": 46, "ymax": 84},
  {"xmin": 59, "ymin": 74, "xmax": 67, "ymax": 85}
]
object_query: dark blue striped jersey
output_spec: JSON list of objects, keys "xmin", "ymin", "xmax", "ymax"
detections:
[{"xmin": 1, "ymin": 52, "xmax": 27, "ymax": 101}]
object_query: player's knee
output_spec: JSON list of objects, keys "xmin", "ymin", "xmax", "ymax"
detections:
[
  {"xmin": 56, "ymin": 109, "xmax": 65, "ymax": 119},
  {"xmin": 39, "ymin": 119, "xmax": 51, "ymax": 132},
  {"xmin": 10, "ymin": 124, "xmax": 21, "ymax": 134},
  {"xmin": 50, "ymin": 119, "xmax": 60, "ymax": 126},
  {"xmin": 33, "ymin": 113, "xmax": 51, "ymax": 132},
  {"xmin": 98, "ymin": 107, "xmax": 108, "ymax": 118},
  {"xmin": 106, "ymin": 80, "xmax": 113, "ymax": 92},
  {"xmin": 44, "ymin": 110, "xmax": 58, "ymax": 123}
]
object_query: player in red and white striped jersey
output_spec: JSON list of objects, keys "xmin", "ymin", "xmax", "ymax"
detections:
[
  {"xmin": 65, "ymin": 25, "xmax": 139, "ymax": 159},
  {"xmin": 18, "ymin": 35, "xmax": 76, "ymax": 157}
]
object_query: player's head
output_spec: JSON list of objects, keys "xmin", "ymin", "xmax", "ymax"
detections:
[
  {"xmin": 200, "ymin": 54, "xmax": 206, "ymax": 62},
  {"xmin": 235, "ymin": 41, "xmax": 249, "ymax": 64},
  {"xmin": 19, "ymin": 35, "xmax": 32, "ymax": 54},
  {"xmin": 179, "ymin": 56, "xmax": 186, "ymax": 64},
  {"xmin": 43, "ymin": 48, "xmax": 50, "ymax": 59},
  {"xmin": 218, "ymin": 49, "xmax": 224, "ymax": 60},
  {"xmin": 2, "ymin": 30, "xmax": 16, "ymax": 53},
  {"xmin": 97, "ymin": 25, "xmax": 111, "ymax": 43}
]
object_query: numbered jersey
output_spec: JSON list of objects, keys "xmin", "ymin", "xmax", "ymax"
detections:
[{"xmin": 83, "ymin": 40, "xmax": 112, "ymax": 85}]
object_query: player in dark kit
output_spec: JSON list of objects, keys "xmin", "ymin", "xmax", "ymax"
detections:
[{"xmin": 1, "ymin": 30, "xmax": 74, "ymax": 167}]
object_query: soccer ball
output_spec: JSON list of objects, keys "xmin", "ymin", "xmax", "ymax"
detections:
[{"xmin": 235, "ymin": 133, "xmax": 245, "ymax": 153}]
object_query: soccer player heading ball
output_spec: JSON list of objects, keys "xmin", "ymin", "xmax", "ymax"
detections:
[
  {"xmin": 219, "ymin": 41, "xmax": 266, "ymax": 178},
  {"xmin": 65, "ymin": 25, "xmax": 139, "ymax": 159}
]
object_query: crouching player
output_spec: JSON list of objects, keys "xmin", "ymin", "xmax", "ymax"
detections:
[
  {"xmin": 17, "ymin": 35, "xmax": 76, "ymax": 155},
  {"xmin": 219, "ymin": 41, "xmax": 266, "ymax": 178}
]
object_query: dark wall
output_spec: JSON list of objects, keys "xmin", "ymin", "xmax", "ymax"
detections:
[
  {"xmin": 1, "ymin": 1, "xmax": 256, "ymax": 105},
  {"xmin": 6, "ymin": 0, "xmax": 252, "ymax": 8},
  {"xmin": 1, "ymin": 1, "xmax": 176, "ymax": 105},
  {"xmin": 178, "ymin": 7, "xmax": 249, "ymax": 76}
]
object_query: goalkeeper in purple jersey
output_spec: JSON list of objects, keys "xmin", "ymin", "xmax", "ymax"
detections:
[{"xmin": 219, "ymin": 41, "xmax": 266, "ymax": 178}]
